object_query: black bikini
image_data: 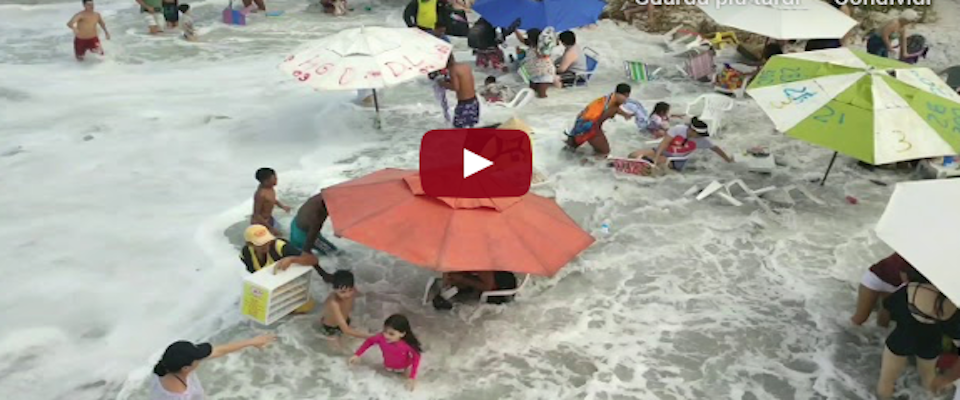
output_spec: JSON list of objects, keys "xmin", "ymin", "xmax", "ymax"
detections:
[{"xmin": 884, "ymin": 284, "xmax": 960, "ymax": 359}]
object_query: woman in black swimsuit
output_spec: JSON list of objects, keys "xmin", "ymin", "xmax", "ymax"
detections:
[{"xmin": 878, "ymin": 271, "xmax": 960, "ymax": 400}]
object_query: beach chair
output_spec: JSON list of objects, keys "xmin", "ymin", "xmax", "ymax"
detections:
[
  {"xmin": 939, "ymin": 66, "xmax": 960, "ymax": 92},
  {"xmin": 572, "ymin": 47, "xmax": 600, "ymax": 86},
  {"xmin": 422, "ymin": 274, "xmax": 530, "ymax": 305},
  {"xmin": 707, "ymin": 32, "xmax": 739, "ymax": 50},
  {"xmin": 488, "ymin": 88, "xmax": 535, "ymax": 109},
  {"xmin": 623, "ymin": 60, "xmax": 664, "ymax": 82},
  {"xmin": 663, "ymin": 25, "xmax": 709, "ymax": 56},
  {"xmin": 675, "ymin": 46, "xmax": 715, "ymax": 81},
  {"xmin": 518, "ymin": 63, "xmax": 531, "ymax": 85},
  {"xmin": 686, "ymin": 93, "xmax": 734, "ymax": 136}
]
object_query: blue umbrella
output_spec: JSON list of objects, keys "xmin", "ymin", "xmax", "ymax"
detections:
[{"xmin": 473, "ymin": 0, "xmax": 606, "ymax": 32}]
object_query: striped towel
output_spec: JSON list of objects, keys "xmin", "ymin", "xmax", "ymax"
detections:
[
  {"xmin": 433, "ymin": 81, "xmax": 451, "ymax": 123},
  {"xmin": 624, "ymin": 61, "xmax": 655, "ymax": 82}
]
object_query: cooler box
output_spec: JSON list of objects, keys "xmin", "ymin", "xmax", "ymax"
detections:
[{"xmin": 241, "ymin": 264, "xmax": 312, "ymax": 325}]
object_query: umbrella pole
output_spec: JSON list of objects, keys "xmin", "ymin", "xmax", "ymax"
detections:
[
  {"xmin": 373, "ymin": 89, "xmax": 382, "ymax": 130},
  {"xmin": 820, "ymin": 152, "xmax": 838, "ymax": 186}
]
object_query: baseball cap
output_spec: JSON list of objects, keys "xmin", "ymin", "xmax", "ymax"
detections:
[
  {"xmin": 901, "ymin": 9, "xmax": 919, "ymax": 22},
  {"xmin": 244, "ymin": 225, "xmax": 275, "ymax": 246},
  {"xmin": 156, "ymin": 341, "xmax": 212, "ymax": 374}
]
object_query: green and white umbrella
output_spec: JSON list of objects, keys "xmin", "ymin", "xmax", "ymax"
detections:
[{"xmin": 746, "ymin": 48, "xmax": 960, "ymax": 182}]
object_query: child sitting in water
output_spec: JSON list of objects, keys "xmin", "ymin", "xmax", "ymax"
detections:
[
  {"xmin": 350, "ymin": 314, "xmax": 423, "ymax": 392},
  {"xmin": 178, "ymin": 4, "xmax": 196, "ymax": 42},
  {"xmin": 321, "ymin": 271, "xmax": 371, "ymax": 350},
  {"xmin": 479, "ymin": 76, "xmax": 514, "ymax": 104}
]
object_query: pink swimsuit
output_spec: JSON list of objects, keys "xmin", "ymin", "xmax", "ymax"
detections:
[{"xmin": 354, "ymin": 333, "xmax": 421, "ymax": 379}]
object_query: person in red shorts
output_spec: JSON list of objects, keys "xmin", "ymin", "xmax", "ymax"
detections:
[
  {"xmin": 67, "ymin": 0, "xmax": 110, "ymax": 61},
  {"xmin": 851, "ymin": 252, "xmax": 916, "ymax": 327}
]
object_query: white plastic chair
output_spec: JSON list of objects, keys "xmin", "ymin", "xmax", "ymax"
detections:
[
  {"xmin": 422, "ymin": 274, "xmax": 530, "ymax": 305},
  {"xmin": 685, "ymin": 94, "xmax": 734, "ymax": 137}
]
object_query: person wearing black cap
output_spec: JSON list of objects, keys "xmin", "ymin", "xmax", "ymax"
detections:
[
  {"xmin": 627, "ymin": 117, "xmax": 734, "ymax": 171},
  {"xmin": 151, "ymin": 334, "xmax": 275, "ymax": 399}
]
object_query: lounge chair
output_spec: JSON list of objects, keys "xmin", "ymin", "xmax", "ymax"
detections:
[
  {"xmin": 421, "ymin": 274, "xmax": 531, "ymax": 306},
  {"xmin": 487, "ymin": 88, "xmax": 535, "ymax": 109},
  {"xmin": 675, "ymin": 46, "xmax": 715, "ymax": 81},
  {"xmin": 685, "ymin": 94, "xmax": 735, "ymax": 136},
  {"xmin": 572, "ymin": 47, "xmax": 600, "ymax": 86},
  {"xmin": 940, "ymin": 66, "xmax": 960, "ymax": 92},
  {"xmin": 662, "ymin": 25, "xmax": 709, "ymax": 56},
  {"xmin": 707, "ymin": 31, "xmax": 739, "ymax": 50},
  {"xmin": 623, "ymin": 60, "xmax": 664, "ymax": 82}
]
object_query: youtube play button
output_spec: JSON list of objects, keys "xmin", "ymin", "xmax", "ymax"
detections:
[{"xmin": 420, "ymin": 128, "xmax": 533, "ymax": 198}]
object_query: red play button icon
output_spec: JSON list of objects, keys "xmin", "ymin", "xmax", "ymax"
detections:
[{"xmin": 420, "ymin": 128, "xmax": 533, "ymax": 198}]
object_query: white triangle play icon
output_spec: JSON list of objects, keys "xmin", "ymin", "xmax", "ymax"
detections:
[{"xmin": 463, "ymin": 149, "xmax": 493, "ymax": 179}]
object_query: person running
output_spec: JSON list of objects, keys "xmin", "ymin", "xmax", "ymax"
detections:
[
  {"xmin": 151, "ymin": 335, "xmax": 275, "ymax": 400},
  {"xmin": 291, "ymin": 193, "xmax": 339, "ymax": 259},
  {"xmin": 850, "ymin": 252, "xmax": 914, "ymax": 327},
  {"xmin": 136, "ymin": 0, "xmax": 164, "ymax": 34},
  {"xmin": 438, "ymin": 57, "xmax": 479, "ymax": 128},
  {"xmin": 350, "ymin": 314, "xmax": 423, "ymax": 392},
  {"xmin": 67, "ymin": 0, "xmax": 110, "ymax": 62},
  {"xmin": 565, "ymin": 83, "xmax": 633, "ymax": 157},
  {"xmin": 321, "ymin": 271, "xmax": 371, "ymax": 350},
  {"xmin": 866, "ymin": 9, "xmax": 920, "ymax": 59},
  {"xmin": 251, "ymin": 168, "xmax": 291, "ymax": 236},
  {"xmin": 627, "ymin": 117, "xmax": 735, "ymax": 171}
]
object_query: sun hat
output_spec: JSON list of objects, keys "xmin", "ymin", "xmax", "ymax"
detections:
[
  {"xmin": 691, "ymin": 117, "xmax": 709, "ymax": 134},
  {"xmin": 244, "ymin": 224, "xmax": 276, "ymax": 246}
]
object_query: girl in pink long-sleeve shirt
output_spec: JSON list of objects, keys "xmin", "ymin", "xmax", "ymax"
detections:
[{"xmin": 349, "ymin": 314, "xmax": 423, "ymax": 391}]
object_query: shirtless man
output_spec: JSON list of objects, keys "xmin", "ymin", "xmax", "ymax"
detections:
[
  {"xmin": 290, "ymin": 193, "xmax": 337, "ymax": 281},
  {"xmin": 867, "ymin": 9, "xmax": 920, "ymax": 59},
  {"xmin": 67, "ymin": 0, "xmax": 110, "ymax": 62},
  {"xmin": 565, "ymin": 83, "xmax": 632, "ymax": 157},
  {"xmin": 438, "ymin": 57, "xmax": 479, "ymax": 128},
  {"xmin": 251, "ymin": 168, "xmax": 290, "ymax": 235},
  {"xmin": 320, "ymin": 271, "xmax": 370, "ymax": 350}
]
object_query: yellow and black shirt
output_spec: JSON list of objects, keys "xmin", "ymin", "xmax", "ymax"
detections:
[{"xmin": 239, "ymin": 239, "xmax": 302, "ymax": 273}]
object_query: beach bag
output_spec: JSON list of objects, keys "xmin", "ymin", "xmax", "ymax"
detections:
[{"xmin": 485, "ymin": 272, "xmax": 518, "ymax": 304}]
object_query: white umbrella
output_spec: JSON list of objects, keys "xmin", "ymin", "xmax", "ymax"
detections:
[
  {"xmin": 697, "ymin": 0, "xmax": 856, "ymax": 40},
  {"xmin": 875, "ymin": 179, "xmax": 960, "ymax": 303},
  {"xmin": 279, "ymin": 26, "xmax": 453, "ymax": 127}
]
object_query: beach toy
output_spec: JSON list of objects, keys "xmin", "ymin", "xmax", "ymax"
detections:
[{"xmin": 241, "ymin": 264, "xmax": 314, "ymax": 325}]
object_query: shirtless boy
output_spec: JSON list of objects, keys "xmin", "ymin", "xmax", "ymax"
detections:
[
  {"xmin": 320, "ymin": 271, "xmax": 371, "ymax": 350},
  {"xmin": 252, "ymin": 168, "xmax": 291, "ymax": 235},
  {"xmin": 291, "ymin": 193, "xmax": 339, "ymax": 261},
  {"xmin": 67, "ymin": 0, "xmax": 110, "ymax": 62},
  {"xmin": 438, "ymin": 57, "xmax": 479, "ymax": 128}
]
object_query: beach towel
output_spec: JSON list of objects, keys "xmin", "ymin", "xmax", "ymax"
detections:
[
  {"xmin": 621, "ymin": 98, "xmax": 649, "ymax": 131},
  {"xmin": 567, "ymin": 94, "xmax": 613, "ymax": 146},
  {"xmin": 433, "ymin": 81, "xmax": 451, "ymax": 123}
]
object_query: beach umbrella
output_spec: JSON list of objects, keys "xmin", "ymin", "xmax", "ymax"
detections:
[
  {"xmin": 876, "ymin": 179, "xmax": 960, "ymax": 303},
  {"xmin": 697, "ymin": 0, "xmax": 856, "ymax": 40},
  {"xmin": 473, "ymin": 0, "xmax": 606, "ymax": 32},
  {"xmin": 278, "ymin": 26, "xmax": 453, "ymax": 128},
  {"xmin": 321, "ymin": 168, "xmax": 594, "ymax": 277},
  {"xmin": 746, "ymin": 48, "xmax": 960, "ymax": 184}
]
